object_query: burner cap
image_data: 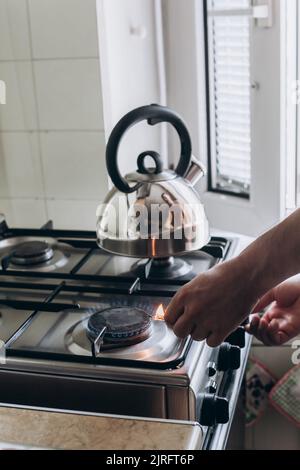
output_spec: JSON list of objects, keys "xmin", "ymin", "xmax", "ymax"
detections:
[
  {"xmin": 87, "ymin": 307, "xmax": 151, "ymax": 344},
  {"xmin": 11, "ymin": 241, "xmax": 54, "ymax": 266}
]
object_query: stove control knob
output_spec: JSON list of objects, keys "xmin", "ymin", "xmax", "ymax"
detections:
[
  {"xmin": 206, "ymin": 380, "xmax": 217, "ymax": 394},
  {"xmin": 199, "ymin": 394, "xmax": 229, "ymax": 426},
  {"xmin": 217, "ymin": 343, "xmax": 240, "ymax": 371},
  {"xmin": 207, "ymin": 361, "xmax": 217, "ymax": 377},
  {"xmin": 226, "ymin": 327, "xmax": 246, "ymax": 348}
]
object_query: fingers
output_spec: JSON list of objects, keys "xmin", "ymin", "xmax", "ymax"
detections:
[
  {"xmin": 165, "ymin": 291, "xmax": 185, "ymax": 326},
  {"xmin": 166, "ymin": 287, "xmax": 210, "ymax": 341},
  {"xmin": 246, "ymin": 314, "xmax": 288, "ymax": 346},
  {"xmin": 245, "ymin": 315, "xmax": 272, "ymax": 345},
  {"xmin": 245, "ymin": 314, "xmax": 260, "ymax": 335},
  {"xmin": 172, "ymin": 311, "xmax": 211, "ymax": 342},
  {"xmin": 191, "ymin": 325, "xmax": 211, "ymax": 342},
  {"xmin": 172, "ymin": 314, "xmax": 194, "ymax": 339},
  {"xmin": 171, "ymin": 309, "xmax": 226, "ymax": 347},
  {"xmin": 258, "ymin": 317, "xmax": 274, "ymax": 346},
  {"xmin": 206, "ymin": 332, "xmax": 225, "ymax": 348},
  {"xmin": 173, "ymin": 317, "xmax": 216, "ymax": 345},
  {"xmin": 266, "ymin": 320, "xmax": 290, "ymax": 345},
  {"xmin": 267, "ymin": 318, "xmax": 279, "ymax": 338},
  {"xmin": 253, "ymin": 290, "xmax": 275, "ymax": 313},
  {"xmin": 274, "ymin": 331, "xmax": 290, "ymax": 345}
]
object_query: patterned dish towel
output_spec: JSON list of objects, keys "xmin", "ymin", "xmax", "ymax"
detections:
[
  {"xmin": 245, "ymin": 356, "xmax": 277, "ymax": 427},
  {"xmin": 269, "ymin": 364, "xmax": 300, "ymax": 427}
]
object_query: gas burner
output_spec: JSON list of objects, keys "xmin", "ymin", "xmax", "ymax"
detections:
[
  {"xmin": 64, "ymin": 308, "xmax": 184, "ymax": 362},
  {"xmin": 11, "ymin": 241, "xmax": 54, "ymax": 267},
  {"xmin": 0, "ymin": 237, "xmax": 72, "ymax": 272},
  {"xmin": 86, "ymin": 307, "xmax": 152, "ymax": 348},
  {"xmin": 132, "ymin": 257, "xmax": 193, "ymax": 280}
]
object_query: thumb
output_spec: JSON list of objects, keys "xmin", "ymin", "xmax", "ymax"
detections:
[
  {"xmin": 253, "ymin": 289, "xmax": 275, "ymax": 313},
  {"xmin": 275, "ymin": 280, "xmax": 300, "ymax": 308}
]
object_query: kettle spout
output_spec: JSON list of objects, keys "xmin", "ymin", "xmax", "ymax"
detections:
[{"xmin": 185, "ymin": 156, "xmax": 206, "ymax": 186}]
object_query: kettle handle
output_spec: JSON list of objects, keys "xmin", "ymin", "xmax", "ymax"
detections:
[{"xmin": 106, "ymin": 104, "xmax": 192, "ymax": 194}]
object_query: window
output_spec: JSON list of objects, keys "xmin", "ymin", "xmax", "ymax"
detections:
[
  {"xmin": 205, "ymin": 0, "xmax": 252, "ymax": 198},
  {"xmin": 152, "ymin": 0, "xmax": 284, "ymax": 236}
]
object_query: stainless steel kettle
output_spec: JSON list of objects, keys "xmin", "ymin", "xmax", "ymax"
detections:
[{"xmin": 97, "ymin": 104, "xmax": 209, "ymax": 258}]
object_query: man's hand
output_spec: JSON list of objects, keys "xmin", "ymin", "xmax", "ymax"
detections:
[
  {"xmin": 165, "ymin": 209, "xmax": 300, "ymax": 347},
  {"xmin": 245, "ymin": 275, "xmax": 300, "ymax": 346},
  {"xmin": 165, "ymin": 258, "xmax": 258, "ymax": 347}
]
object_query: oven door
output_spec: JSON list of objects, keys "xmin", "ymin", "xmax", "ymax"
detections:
[{"xmin": 0, "ymin": 369, "xmax": 167, "ymax": 419}]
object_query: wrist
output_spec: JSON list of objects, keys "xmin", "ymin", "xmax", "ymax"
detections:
[
  {"xmin": 214, "ymin": 255, "xmax": 259, "ymax": 309},
  {"xmin": 237, "ymin": 241, "xmax": 274, "ymax": 300}
]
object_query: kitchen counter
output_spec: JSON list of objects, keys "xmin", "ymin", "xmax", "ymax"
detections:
[{"xmin": 0, "ymin": 405, "xmax": 202, "ymax": 450}]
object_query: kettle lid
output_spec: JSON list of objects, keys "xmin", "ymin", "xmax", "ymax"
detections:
[{"xmin": 125, "ymin": 150, "xmax": 177, "ymax": 184}]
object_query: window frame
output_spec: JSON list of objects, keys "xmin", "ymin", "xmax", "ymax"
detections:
[
  {"xmin": 203, "ymin": 0, "xmax": 251, "ymax": 200},
  {"xmin": 163, "ymin": 0, "xmax": 286, "ymax": 237},
  {"xmin": 283, "ymin": 0, "xmax": 297, "ymax": 214}
]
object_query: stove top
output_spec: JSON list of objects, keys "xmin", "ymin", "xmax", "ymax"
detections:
[
  {"xmin": 0, "ymin": 218, "xmax": 251, "ymax": 447},
  {"xmin": 2, "ymin": 291, "xmax": 189, "ymax": 369},
  {"xmin": 0, "ymin": 219, "xmax": 235, "ymax": 371}
]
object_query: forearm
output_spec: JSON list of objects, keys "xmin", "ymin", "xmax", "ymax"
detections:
[{"xmin": 238, "ymin": 209, "xmax": 300, "ymax": 298}]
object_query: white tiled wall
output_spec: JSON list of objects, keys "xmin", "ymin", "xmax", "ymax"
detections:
[
  {"xmin": 40, "ymin": 132, "xmax": 106, "ymax": 200},
  {"xmin": 0, "ymin": 0, "xmax": 108, "ymax": 230},
  {"xmin": 29, "ymin": 0, "xmax": 100, "ymax": 59},
  {"xmin": 34, "ymin": 59, "xmax": 104, "ymax": 131},
  {"xmin": 0, "ymin": 62, "xmax": 37, "ymax": 130},
  {"xmin": 0, "ymin": 0, "xmax": 31, "ymax": 61}
]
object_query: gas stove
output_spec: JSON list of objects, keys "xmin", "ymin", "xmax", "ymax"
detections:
[{"xmin": 0, "ymin": 216, "xmax": 251, "ymax": 450}]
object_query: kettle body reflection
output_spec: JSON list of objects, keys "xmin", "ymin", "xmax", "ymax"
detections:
[{"xmin": 97, "ymin": 104, "xmax": 210, "ymax": 258}]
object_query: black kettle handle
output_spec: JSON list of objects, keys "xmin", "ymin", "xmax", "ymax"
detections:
[{"xmin": 106, "ymin": 104, "xmax": 192, "ymax": 194}]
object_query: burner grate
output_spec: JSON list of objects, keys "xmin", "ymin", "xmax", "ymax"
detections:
[{"xmin": 132, "ymin": 257, "xmax": 193, "ymax": 280}]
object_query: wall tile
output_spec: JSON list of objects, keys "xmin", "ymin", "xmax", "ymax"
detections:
[
  {"xmin": 46, "ymin": 199, "xmax": 99, "ymax": 230},
  {"xmin": 0, "ymin": 62, "xmax": 38, "ymax": 130},
  {"xmin": 0, "ymin": 198, "xmax": 47, "ymax": 228},
  {"xmin": 40, "ymin": 131, "xmax": 107, "ymax": 200},
  {"xmin": 0, "ymin": 1, "xmax": 106, "ymax": 230},
  {"xmin": 0, "ymin": 0, "xmax": 31, "ymax": 60},
  {"xmin": 28, "ymin": 0, "xmax": 99, "ymax": 59},
  {"xmin": 0, "ymin": 132, "xmax": 44, "ymax": 198},
  {"xmin": 34, "ymin": 59, "xmax": 103, "ymax": 130}
]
